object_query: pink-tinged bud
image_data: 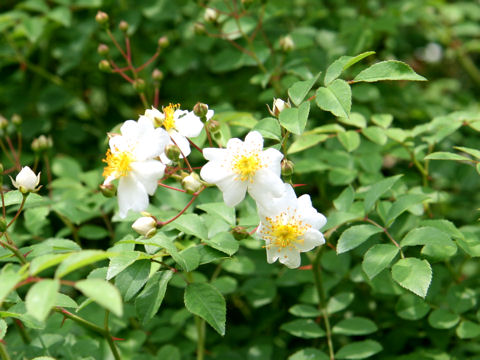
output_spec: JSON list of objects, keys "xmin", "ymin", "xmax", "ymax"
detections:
[
  {"xmin": 231, "ymin": 226, "xmax": 249, "ymax": 240},
  {"xmin": 206, "ymin": 119, "xmax": 220, "ymax": 134},
  {"xmin": 133, "ymin": 79, "xmax": 146, "ymax": 93},
  {"xmin": 10, "ymin": 166, "xmax": 41, "ymax": 194},
  {"xmin": 132, "ymin": 216, "xmax": 157, "ymax": 237},
  {"xmin": 99, "ymin": 183, "xmax": 116, "ymax": 198},
  {"xmin": 98, "ymin": 60, "xmax": 111, "ymax": 72},
  {"xmin": 152, "ymin": 69, "xmax": 164, "ymax": 82},
  {"xmin": 158, "ymin": 36, "xmax": 169, "ymax": 48},
  {"xmin": 181, "ymin": 172, "xmax": 203, "ymax": 194},
  {"xmin": 95, "ymin": 11, "xmax": 109, "ymax": 26},
  {"xmin": 281, "ymin": 159, "xmax": 294, "ymax": 177},
  {"xmin": 118, "ymin": 20, "xmax": 129, "ymax": 32},
  {"xmin": 165, "ymin": 144, "xmax": 181, "ymax": 162},
  {"xmin": 97, "ymin": 44, "xmax": 109, "ymax": 56},
  {"xmin": 193, "ymin": 102, "xmax": 209, "ymax": 118}
]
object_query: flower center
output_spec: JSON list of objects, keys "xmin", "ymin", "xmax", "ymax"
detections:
[
  {"xmin": 261, "ymin": 210, "xmax": 310, "ymax": 249},
  {"xmin": 232, "ymin": 152, "xmax": 262, "ymax": 182},
  {"xmin": 102, "ymin": 149, "xmax": 134, "ymax": 179},
  {"xmin": 162, "ymin": 103, "xmax": 180, "ymax": 131}
]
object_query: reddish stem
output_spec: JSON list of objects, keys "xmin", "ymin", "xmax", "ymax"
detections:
[
  {"xmin": 135, "ymin": 50, "xmax": 160, "ymax": 73},
  {"xmin": 106, "ymin": 29, "xmax": 127, "ymax": 59},
  {"xmin": 125, "ymin": 37, "xmax": 131, "ymax": 62},
  {"xmin": 157, "ymin": 187, "xmax": 205, "ymax": 226},
  {"xmin": 109, "ymin": 60, "xmax": 134, "ymax": 83},
  {"xmin": 158, "ymin": 182, "xmax": 187, "ymax": 193},
  {"xmin": 188, "ymin": 139, "xmax": 203, "ymax": 154},
  {"xmin": 154, "ymin": 86, "xmax": 160, "ymax": 108},
  {"xmin": 170, "ymin": 136, "xmax": 193, "ymax": 173}
]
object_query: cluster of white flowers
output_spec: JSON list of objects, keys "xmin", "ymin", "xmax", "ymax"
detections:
[
  {"xmin": 102, "ymin": 104, "xmax": 207, "ymax": 218},
  {"xmin": 201, "ymin": 130, "xmax": 326, "ymax": 268}
]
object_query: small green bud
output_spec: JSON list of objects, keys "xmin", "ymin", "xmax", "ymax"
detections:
[
  {"xmin": 97, "ymin": 43, "xmax": 109, "ymax": 56},
  {"xmin": 193, "ymin": 102, "xmax": 209, "ymax": 118},
  {"xmin": 133, "ymin": 79, "xmax": 146, "ymax": 92},
  {"xmin": 281, "ymin": 159, "xmax": 294, "ymax": 177},
  {"xmin": 118, "ymin": 20, "xmax": 129, "ymax": 32},
  {"xmin": 206, "ymin": 119, "xmax": 220, "ymax": 134},
  {"xmin": 0, "ymin": 115, "xmax": 7, "ymax": 130},
  {"xmin": 152, "ymin": 68, "xmax": 164, "ymax": 82},
  {"xmin": 11, "ymin": 114, "xmax": 21, "ymax": 126},
  {"xmin": 194, "ymin": 23, "xmax": 206, "ymax": 35},
  {"xmin": 181, "ymin": 172, "xmax": 202, "ymax": 194},
  {"xmin": 279, "ymin": 35, "xmax": 295, "ymax": 52},
  {"xmin": 95, "ymin": 11, "xmax": 109, "ymax": 26},
  {"xmin": 99, "ymin": 183, "xmax": 116, "ymax": 198},
  {"xmin": 158, "ymin": 36, "xmax": 169, "ymax": 49},
  {"xmin": 98, "ymin": 60, "xmax": 111, "ymax": 72},
  {"xmin": 204, "ymin": 8, "xmax": 219, "ymax": 23},
  {"xmin": 31, "ymin": 135, "xmax": 52, "ymax": 153},
  {"xmin": 165, "ymin": 144, "xmax": 181, "ymax": 162},
  {"xmin": 0, "ymin": 217, "xmax": 7, "ymax": 233},
  {"xmin": 232, "ymin": 226, "xmax": 249, "ymax": 240}
]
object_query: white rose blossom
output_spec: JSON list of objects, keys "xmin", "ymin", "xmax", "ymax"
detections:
[
  {"xmin": 102, "ymin": 117, "xmax": 170, "ymax": 218},
  {"xmin": 11, "ymin": 166, "xmax": 41, "ymax": 193},
  {"xmin": 140, "ymin": 104, "xmax": 209, "ymax": 164},
  {"xmin": 256, "ymin": 184, "xmax": 326, "ymax": 269},
  {"xmin": 200, "ymin": 131, "xmax": 284, "ymax": 207}
]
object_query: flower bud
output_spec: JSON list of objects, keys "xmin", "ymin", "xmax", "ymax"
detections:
[
  {"xmin": 268, "ymin": 98, "xmax": 291, "ymax": 117},
  {"xmin": 95, "ymin": 11, "xmax": 109, "ymax": 26},
  {"xmin": 181, "ymin": 172, "xmax": 203, "ymax": 194},
  {"xmin": 133, "ymin": 79, "xmax": 146, "ymax": 93},
  {"xmin": 152, "ymin": 68, "xmax": 164, "ymax": 82},
  {"xmin": 98, "ymin": 60, "xmax": 111, "ymax": 72},
  {"xmin": 158, "ymin": 36, "xmax": 169, "ymax": 49},
  {"xmin": 281, "ymin": 159, "xmax": 294, "ymax": 177},
  {"xmin": 31, "ymin": 135, "xmax": 52, "ymax": 153},
  {"xmin": 165, "ymin": 144, "xmax": 181, "ymax": 162},
  {"xmin": 232, "ymin": 226, "xmax": 249, "ymax": 240},
  {"xmin": 11, "ymin": 114, "xmax": 21, "ymax": 126},
  {"xmin": 0, "ymin": 115, "xmax": 7, "ymax": 130},
  {"xmin": 206, "ymin": 119, "xmax": 220, "ymax": 134},
  {"xmin": 194, "ymin": 23, "xmax": 206, "ymax": 35},
  {"xmin": 97, "ymin": 43, "xmax": 109, "ymax": 56},
  {"xmin": 279, "ymin": 35, "xmax": 295, "ymax": 52},
  {"xmin": 193, "ymin": 102, "xmax": 209, "ymax": 118},
  {"xmin": 132, "ymin": 216, "xmax": 157, "ymax": 237},
  {"xmin": 204, "ymin": 8, "xmax": 219, "ymax": 23},
  {"xmin": 10, "ymin": 166, "xmax": 41, "ymax": 194},
  {"xmin": 99, "ymin": 183, "xmax": 116, "ymax": 198},
  {"xmin": 118, "ymin": 20, "xmax": 129, "ymax": 32},
  {"xmin": 0, "ymin": 217, "xmax": 7, "ymax": 233}
]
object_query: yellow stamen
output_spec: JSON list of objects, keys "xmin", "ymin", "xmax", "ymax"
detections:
[
  {"xmin": 260, "ymin": 209, "xmax": 310, "ymax": 250},
  {"xmin": 232, "ymin": 151, "xmax": 262, "ymax": 182},
  {"xmin": 162, "ymin": 103, "xmax": 180, "ymax": 131},
  {"xmin": 102, "ymin": 149, "xmax": 133, "ymax": 179}
]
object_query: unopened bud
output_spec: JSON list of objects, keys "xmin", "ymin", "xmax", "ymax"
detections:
[
  {"xmin": 279, "ymin": 35, "xmax": 295, "ymax": 52},
  {"xmin": 152, "ymin": 69, "xmax": 164, "ymax": 82},
  {"xmin": 99, "ymin": 183, "xmax": 116, "ymax": 198},
  {"xmin": 98, "ymin": 60, "xmax": 111, "ymax": 72},
  {"xmin": 0, "ymin": 115, "xmax": 7, "ymax": 130},
  {"xmin": 193, "ymin": 102, "xmax": 209, "ymax": 118},
  {"xmin": 181, "ymin": 172, "xmax": 202, "ymax": 194},
  {"xmin": 11, "ymin": 114, "xmax": 21, "ymax": 126},
  {"xmin": 158, "ymin": 36, "xmax": 169, "ymax": 48},
  {"xmin": 204, "ymin": 8, "xmax": 219, "ymax": 23},
  {"xmin": 0, "ymin": 217, "xmax": 7, "ymax": 233},
  {"xmin": 165, "ymin": 144, "xmax": 181, "ymax": 162},
  {"xmin": 132, "ymin": 216, "xmax": 157, "ymax": 237},
  {"xmin": 206, "ymin": 119, "xmax": 220, "ymax": 134},
  {"xmin": 118, "ymin": 20, "xmax": 129, "ymax": 32},
  {"xmin": 194, "ymin": 23, "xmax": 206, "ymax": 35},
  {"xmin": 97, "ymin": 43, "xmax": 109, "ymax": 56},
  {"xmin": 232, "ymin": 226, "xmax": 249, "ymax": 240},
  {"xmin": 31, "ymin": 135, "xmax": 52, "ymax": 153},
  {"xmin": 133, "ymin": 79, "xmax": 146, "ymax": 92},
  {"xmin": 10, "ymin": 166, "xmax": 41, "ymax": 194},
  {"xmin": 95, "ymin": 11, "xmax": 109, "ymax": 26},
  {"xmin": 281, "ymin": 159, "xmax": 294, "ymax": 177},
  {"xmin": 268, "ymin": 98, "xmax": 291, "ymax": 117}
]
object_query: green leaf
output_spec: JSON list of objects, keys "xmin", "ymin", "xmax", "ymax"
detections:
[
  {"xmin": 454, "ymin": 146, "xmax": 480, "ymax": 159},
  {"xmin": 23, "ymin": 17, "xmax": 46, "ymax": 43},
  {"xmin": 243, "ymin": 278, "xmax": 276, "ymax": 307},
  {"xmin": 54, "ymin": 293, "xmax": 78, "ymax": 309},
  {"xmin": 281, "ymin": 319, "xmax": 325, "ymax": 339},
  {"xmin": 339, "ymin": 112, "xmax": 366, "ymax": 128},
  {"xmin": 338, "ymin": 131, "xmax": 361, "ymax": 152},
  {"xmin": 424, "ymin": 152, "xmax": 473, "ymax": 162},
  {"xmin": 204, "ymin": 232, "xmax": 239, "ymax": 256},
  {"xmin": 30, "ymin": 253, "xmax": 71, "ymax": 276},
  {"xmin": 184, "ymin": 283, "xmax": 226, "ymax": 336},
  {"xmin": 197, "ymin": 202, "xmax": 235, "ymax": 226},
  {"xmin": 401, "ymin": 227, "xmax": 451, "ymax": 247},
  {"xmin": 395, "ymin": 293, "xmax": 430, "ymax": 320},
  {"xmin": 169, "ymin": 213, "xmax": 207, "ymax": 240},
  {"xmin": 252, "ymin": 118, "xmax": 282, "ymax": 141},
  {"xmin": 335, "ymin": 340, "xmax": 382, "ymax": 359},
  {"xmin": 211, "ymin": 276, "xmax": 238, "ymax": 295},
  {"xmin": 428, "ymin": 309, "xmax": 460, "ymax": 329},
  {"xmin": 316, "ymin": 79, "xmax": 352, "ymax": 119},
  {"xmin": 362, "ymin": 244, "xmax": 399, "ymax": 280},
  {"xmin": 152, "ymin": 234, "xmax": 200, "ymax": 272},
  {"xmin": 391, "ymin": 258, "xmax": 432, "ymax": 298},
  {"xmin": 0, "ymin": 319, "xmax": 6, "ymax": 340},
  {"xmin": 332, "ymin": 317, "xmax": 378, "ymax": 335},
  {"xmin": 337, "ymin": 225, "xmax": 383, "ymax": 254},
  {"xmin": 0, "ymin": 265, "xmax": 23, "ymax": 306},
  {"xmin": 78, "ymin": 225, "xmax": 109, "ymax": 240},
  {"xmin": 288, "ymin": 304, "xmax": 322, "ymax": 318},
  {"xmin": 106, "ymin": 251, "xmax": 140, "ymax": 280},
  {"xmin": 324, "ymin": 52, "xmax": 376, "ymax": 86},
  {"xmin": 371, "ymin": 114, "xmax": 393, "ymax": 128},
  {"xmin": 156, "ymin": 345, "xmax": 181, "ymax": 360},
  {"xmin": 447, "ymin": 286, "xmax": 476, "ymax": 314},
  {"xmin": 353, "ymin": 60, "xmax": 427, "ymax": 82},
  {"xmin": 385, "ymin": 194, "xmax": 429, "ymax": 225},
  {"xmin": 362, "ymin": 126, "xmax": 387, "ymax": 145},
  {"xmin": 456, "ymin": 321, "xmax": 480, "ymax": 339},
  {"xmin": 327, "ymin": 292, "xmax": 355, "ymax": 314},
  {"xmin": 46, "ymin": 6, "xmax": 71, "ymax": 27},
  {"xmin": 75, "ymin": 279, "xmax": 123, "ymax": 317},
  {"xmin": 26, "ymin": 279, "xmax": 59, "ymax": 322},
  {"xmin": 287, "ymin": 133, "xmax": 328, "ymax": 154},
  {"xmin": 289, "ymin": 348, "xmax": 329, "ymax": 360},
  {"xmin": 115, "ymin": 260, "xmax": 151, "ymax": 301},
  {"xmin": 288, "ymin": 72, "xmax": 321, "ymax": 106},
  {"xmin": 279, "ymin": 102, "xmax": 310, "ymax": 135},
  {"xmin": 364, "ymin": 175, "xmax": 402, "ymax": 213},
  {"xmin": 55, "ymin": 250, "xmax": 114, "ymax": 278},
  {"xmin": 333, "ymin": 186, "xmax": 355, "ymax": 212},
  {"xmin": 135, "ymin": 270, "xmax": 174, "ymax": 324}
]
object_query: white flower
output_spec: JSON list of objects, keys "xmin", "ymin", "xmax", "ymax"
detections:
[
  {"xmin": 11, "ymin": 166, "xmax": 41, "ymax": 193},
  {"xmin": 103, "ymin": 117, "xmax": 170, "ymax": 218},
  {"xmin": 140, "ymin": 104, "xmax": 207, "ymax": 164},
  {"xmin": 200, "ymin": 131, "xmax": 284, "ymax": 207},
  {"xmin": 132, "ymin": 216, "xmax": 157, "ymax": 237},
  {"xmin": 256, "ymin": 184, "xmax": 326, "ymax": 268}
]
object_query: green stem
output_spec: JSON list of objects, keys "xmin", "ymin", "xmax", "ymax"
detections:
[
  {"xmin": 195, "ymin": 315, "xmax": 206, "ymax": 360},
  {"xmin": 456, "ymin": 48, "xmax": 480, "ymax": 88},
  {"xmin": 0, "ymin": 342, "xmax": 11, "ymax": 360},
  {"xmin": 0, "ymin": 238, "xmax": 27, "ymax": 264},
  {"xmin": 6, "ymin": 194, "xmax": 27, "ymax": 229},
  {"xmin": 310, "ymin": 249, "xmax": 334, "ymax": 360},
  {"xmin": 364, "ymin": 217, "xmax": 405, "ymax": 259},
  {"xmin": 104, "ymin": 310, "xmax": 122, "ymax": 360}
]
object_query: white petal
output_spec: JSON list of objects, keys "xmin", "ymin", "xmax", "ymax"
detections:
[
  {"xmin": 130, "ymin": 160, "xmax": 165, "ymax": 195},
  {"xmin": 244, "ymin": 131, "xmax": 264, "ymax": 152},
  {"xmin": 226, "ymin": 138, "xmax": 243, "ymax": 152},
  {"xmin": 203, "ymin": 148, "xmax": 227, "ymax": 162},
  {"xmin": 298, "ymin": 194, "xmax": 327, "ymax": 229},
  {"xmin": 296, "ymin": 228, "xmax": 325, "ymax": 252},
  {"xmin": 117, "ymin": 175, "xmax": 149, "ymax": 218},
  {"xmin": 120, "ymin": 120, "xmax": 140, "ymax": 140},
  {"xmin": 169, "ymin": 131, "xmax": 191, "ymax": 158},
  {"xmin": 160, "ymin": 152, "xmax": 171, "ymax": 165},
  {"xmin": 175, "ymin": 111, "xmax": 204, "ymax": 138},
  {"xmin": 248, "ymin": 168, "xmax": 285, "ymax": 206},
  {"xmin": 200, "ymin": 161, "xmax": 232, "ymax": 184},
  {"xmin": 206, "ymin": 109, "xmax": 214, "ymax": 121},
  {"xmin": 265, "ymin": 244, "xmax": 280, "ymax": 264},
  {"xmin": 109, "ymin": 135, "xmax": 128, "ymax": 153},
  {"xmin": 217, "ymin": 175, "xmax": 246, "ymax": 207},
  {"xmin": 261, "ymin": 148, "xmax": 283, "ymax": 176},
  {"xmin": 278, "ymin": 248, "xmax": 301, "ymax": 268}
]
